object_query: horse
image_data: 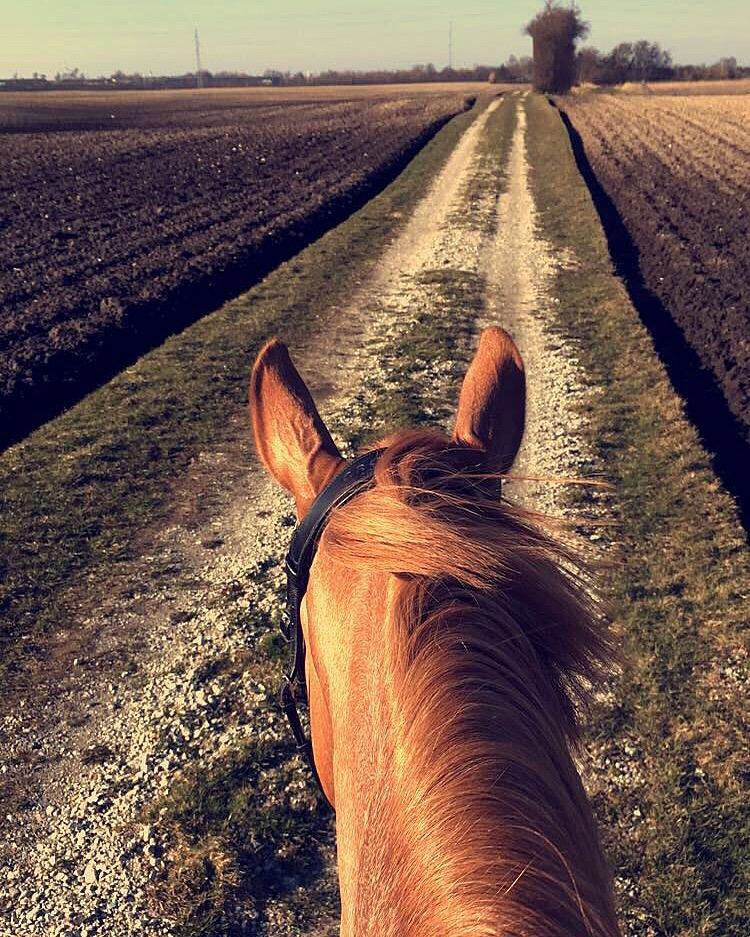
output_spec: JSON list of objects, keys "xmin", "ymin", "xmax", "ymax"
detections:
[{"xmin": 250, "ymin": 327, "xmax": 621, "ymax": 937}]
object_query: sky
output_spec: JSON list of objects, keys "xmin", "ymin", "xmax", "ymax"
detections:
[{"xmin": 3, "ymin": 0, "xmax": 749, "ymax": 79}]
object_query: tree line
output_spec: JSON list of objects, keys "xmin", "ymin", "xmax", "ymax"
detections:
[
  {"xmin": 0, "ymin": 59, "xmax": 534, "ymax": 93},
  {"xmin": 526, "ymin": 1, "xmax": 747, "ymax": 93},
  {"xmin": 578, "ymin": 46, "xmax": 743, "ymax": 84}
]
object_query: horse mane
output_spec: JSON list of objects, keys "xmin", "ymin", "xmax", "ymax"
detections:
[{"xmin": 323, "ymin": 429, "xmax": 621, "ymax": 937}]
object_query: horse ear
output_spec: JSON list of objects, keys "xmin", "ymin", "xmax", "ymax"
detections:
[
  {"xmin": 452, "ymin": 327, "xmax": 526, "ymax": 473},
  {"xmin": 250, "ymin": 339, "xmax": 344, "ymax": 515}
]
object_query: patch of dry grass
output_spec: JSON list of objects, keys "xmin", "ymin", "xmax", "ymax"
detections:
[{"xmin": 616, "ymin": 78, "xmax": 750, "ymax": 96}]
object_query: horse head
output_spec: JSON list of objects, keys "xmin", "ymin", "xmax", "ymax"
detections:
[{"xmin": 249, "ymin": 328, "xmax": 620, "ymax": 936}]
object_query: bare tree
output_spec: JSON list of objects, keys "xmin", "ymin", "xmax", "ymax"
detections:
[
  {"xmin": 592, "ymin": 40, "xmax": 673, "ymax": 84},
  {"xmin": 576, "ymin": 46, "xmax": 601, "ymax": 84},
  {"xmin": 525, "ymin": 1, "xmax": 589, "ymax": 93},
  {"xmin": 714, "ymin": 56, "xmax": 739, "ymax": 79}
]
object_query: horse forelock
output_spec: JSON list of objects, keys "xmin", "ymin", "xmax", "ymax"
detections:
[{"xmin": 322, "ymin": 428, "xmax": 621, "ymax": 937}]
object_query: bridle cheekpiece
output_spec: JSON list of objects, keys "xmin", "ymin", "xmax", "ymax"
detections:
[{"xmin": 279, "ymin": 448, "xmax": 385, "ymax": 810}]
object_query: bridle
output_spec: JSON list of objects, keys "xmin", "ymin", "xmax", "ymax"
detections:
[{"xmin": 279, "ymin": 448, "xmax": 385, "ymax": 810}]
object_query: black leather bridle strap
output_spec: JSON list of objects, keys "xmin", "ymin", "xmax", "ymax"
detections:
[
  {"xmin": 280, "ymin": 448, "xmax": 385, "ymax": 809},
  {"xmin": 278, "ymin": 677, "xmax": 328, "ymax": 794},
  {"xmin": 287, "ymin": 448, "xmax": 385, "ymax": 583}
]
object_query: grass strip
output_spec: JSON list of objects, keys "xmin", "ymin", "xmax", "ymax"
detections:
[
  {"xmin": 0, "ymin": 99, "xmax": 490, "ymax": 688},
  {"xmin": 334, "ymin": 94, "xmax": 518, "ymax": 450},
  {"xmin": 524, "ymin": 92, "xmax": 749, "ymax": 937}
]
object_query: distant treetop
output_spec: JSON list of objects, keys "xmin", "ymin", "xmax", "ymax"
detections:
[
  {"xmin": 525, "ymin": 1, "xmax": 589, "ymax": 43},
  {"xmin": 525, "ymin": 1, "xmax": 590, "ymax": 93}
]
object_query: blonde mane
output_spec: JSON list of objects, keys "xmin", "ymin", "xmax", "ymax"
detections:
[{"xmin": 323, "ymin": 429, "xmax": 620, "ymax": 937}]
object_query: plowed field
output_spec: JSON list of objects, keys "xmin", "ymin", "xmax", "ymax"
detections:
[
  {"xmin": 0, "ymin": 88, "xmax": 471, "ymax": 448},
  {"xmin": 559, "ymin": 93, "xmax": 750, "ymax": 441}
]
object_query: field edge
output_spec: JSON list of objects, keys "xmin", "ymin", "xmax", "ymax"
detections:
[
  {"xmin": 0, "ymin": 97, "xmax": 492, "ymax": 689},
  {"xmin": 553, "ymin": 93, "xmax": 750, "ymax": 531}
]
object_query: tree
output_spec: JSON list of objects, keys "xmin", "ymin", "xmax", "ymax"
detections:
[
  {"xmin": 525, "ymin": 1, "xmax": 589, "ymax": 93},
  {"xmin": 604, "ymin": 42, "xmax": 635, "ymax": 83},
  {"xmin": 596, "ymin": 40, "xmax": 673, "ymax": 84},
  {"xmin": 576, "ymin": 46, "xmax": 601, "ymax": 84},
  {"xmin": 631, "ymin": 40, "xmax": 672, "ymax": 80},
  {"xmin": 503, "ymin": 54, "xmax": 534, "ymax": 83}
]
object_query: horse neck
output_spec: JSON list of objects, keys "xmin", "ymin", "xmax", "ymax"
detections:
[{"xmin": 335, "ymin": 575, "xmax": 620, "ymax": 937}]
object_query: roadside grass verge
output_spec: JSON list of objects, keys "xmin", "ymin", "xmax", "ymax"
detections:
[
  {"xmin": 449, "ymin": 91, "xmax": 516, "ymax": 236},
  {"xmin": 148, "ymin": 95, "xmax": 519, "ymax": 936},
  {"xmin": 0, "ymin": 98, "xmax": 489, "ymax": 690},
  {"xmin": 524, "ymin": 92, "xmax": 749, "ymax": 937}
]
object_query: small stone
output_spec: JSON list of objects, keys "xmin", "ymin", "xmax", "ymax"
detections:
[{"xmin": 83, "ymin": 859, "xmax": 97, "ymax": 885}]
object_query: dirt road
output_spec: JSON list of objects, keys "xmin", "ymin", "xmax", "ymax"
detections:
[
  {"xmin": 484, "ymin": 101, "xmax": 594, "ymax": 512},
  {"xmin": 0, "ymin": 94, "xmax": 602, "ymax": 936}
]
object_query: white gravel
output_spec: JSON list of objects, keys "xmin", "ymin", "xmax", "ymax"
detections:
[
  {"xmin": 483, "ymin": 96, "xmax": 645, "ymax": 929},
  {"xmin": 483, "ymin": 99, "xmax": 592, "ymax": 513}
]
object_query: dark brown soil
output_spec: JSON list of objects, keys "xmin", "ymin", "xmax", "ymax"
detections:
[
  {"xmin": 558, "ymin": 93, "xmax": 750, "ymax": 444},
  {"xmin": 0, "ymin": 89, "xmax": 469, "ymax": 449}
]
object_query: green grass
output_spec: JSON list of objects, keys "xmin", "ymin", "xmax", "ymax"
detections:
[
  {"xmin": 147, "ymin": 737, "xmax": 339, "ymax": 937},
  {"xmin": 449, "ymin": 90, "xmax": 517, "ymax": 235},
  {"xmin": 0, "ymin": 98, "xmax": 486, "ymax": 689},
  {"xmin": 524, "ymin": 92, "xmax": 750, "ymax": 937}
]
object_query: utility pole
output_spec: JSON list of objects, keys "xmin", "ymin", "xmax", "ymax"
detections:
[
  {"xmin": 448, "ymin": 20, "xmax": 453, "ymax": 70},
  {"xmin": 194, "ymin": 28, "xmax": 203, "ymax": 89}
]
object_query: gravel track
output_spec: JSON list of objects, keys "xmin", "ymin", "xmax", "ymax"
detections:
[
  {"xmin": 0, "ymin": 95, "xmax": 610, "ymax": 936},
  {"xmin": 503, "ymin": 100, "xmax": 645, "ymax": 928},
  {"xmin": 483, "ymin": 101, "xmax": 591, "ymax": 515}
]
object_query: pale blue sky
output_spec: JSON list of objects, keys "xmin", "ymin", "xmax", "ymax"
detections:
[{"xmin": 3, "ymin": 1, "xmax": 748, "ymax": 78}]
